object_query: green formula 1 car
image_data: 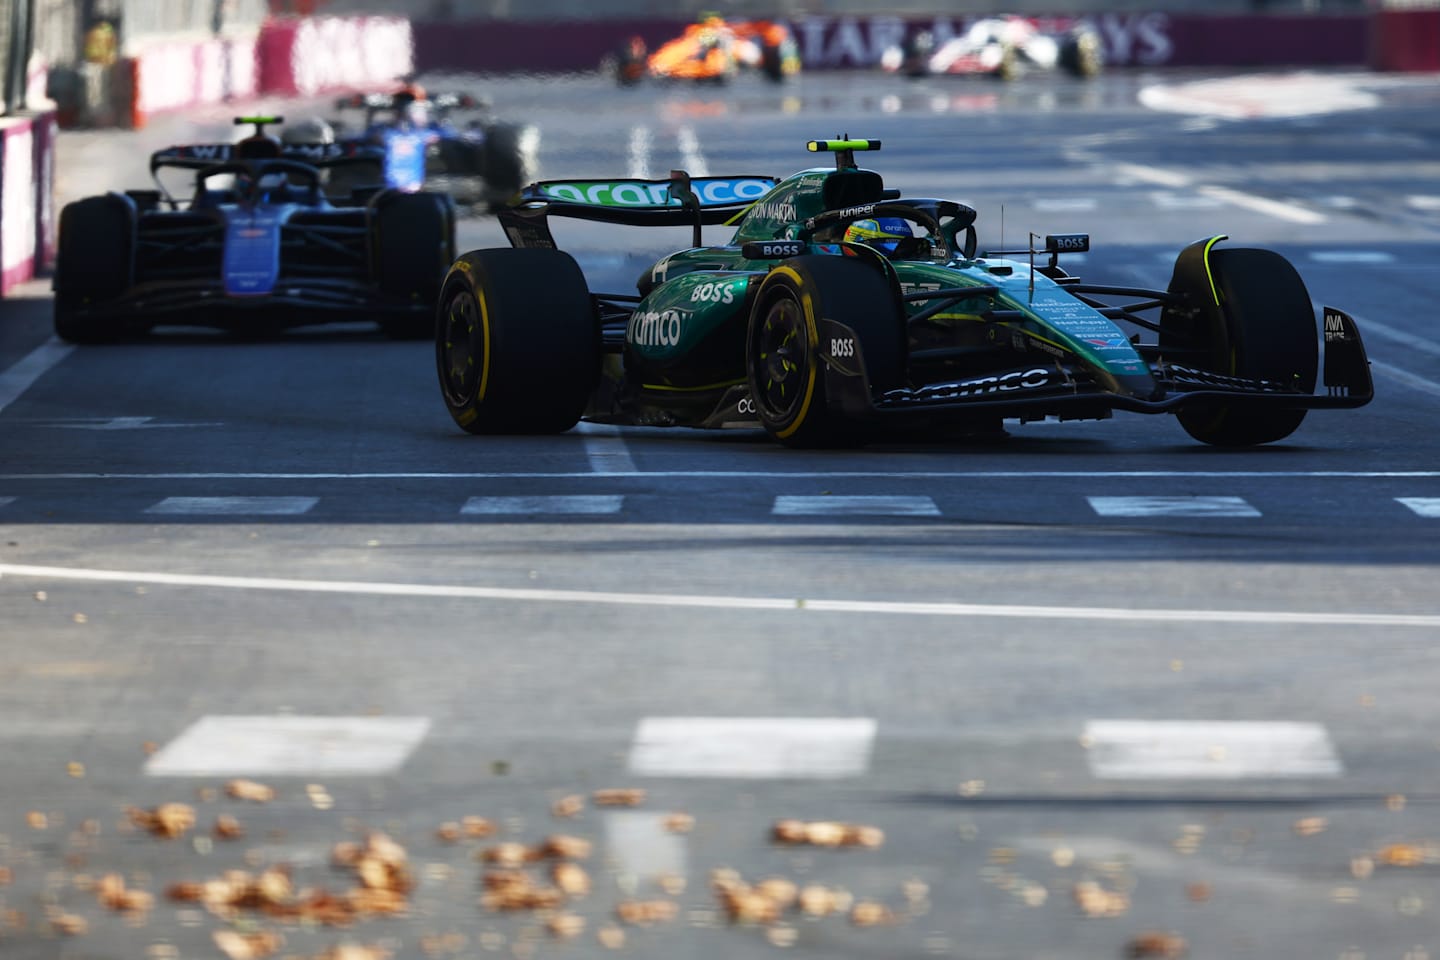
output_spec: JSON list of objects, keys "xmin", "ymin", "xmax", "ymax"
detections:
[{"xmin": 436, "ymin": 139, "xmax": 1372, "ymax": 447}]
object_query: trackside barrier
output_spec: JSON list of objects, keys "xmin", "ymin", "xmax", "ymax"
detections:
[
  {"xmin": 1370, "ymin": 7, "xmax": 1440, "ymax": 71},
  {"xmin": 122, "ymin": 17, "xmax": 411, "ymax": 130},
  {"xmin": 0, "ymin": 110, "xmax": 58, "ymax": 296}
]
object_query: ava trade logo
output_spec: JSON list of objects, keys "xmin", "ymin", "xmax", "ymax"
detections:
[{"xmin": 540, "ymin": 178, "xmax": 774, "ymax": 208}]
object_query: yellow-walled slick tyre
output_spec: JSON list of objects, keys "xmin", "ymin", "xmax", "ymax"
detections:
[{"xmin": 435, "ymin": 248, "xmax": 599, "ymax": 435}]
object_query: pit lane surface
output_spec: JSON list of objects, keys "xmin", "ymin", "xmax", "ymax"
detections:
[{"xmin": 2, "ymin": 70, "xmax": 1440, "ymax": 959}]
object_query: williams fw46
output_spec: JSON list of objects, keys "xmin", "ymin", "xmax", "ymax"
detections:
[
  {"xmin": 53, "ymin": 117, "xmax": 455, "ymax": 342},
  {"xmin": 436, "ymin": 139, "xmax": 1371, "ymax": 448}
]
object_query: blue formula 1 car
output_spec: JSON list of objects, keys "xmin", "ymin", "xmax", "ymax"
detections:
[
  {"xmin": 437, "ymin": 139, "xmax": 1372, "ymax": 447},
  {"xmin": 53, "ymin": 117, "xmax": 455, "ymax": 342},
  {"xmin": 331, "ymin": 88, "xmax": 537, "ymax": 212}
]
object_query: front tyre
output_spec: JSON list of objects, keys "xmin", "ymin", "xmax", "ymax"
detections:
[
  {"xmin": 745, "ymin": 256, "xmax": 903, "ymax": 448},
  {"xmin": 1171, "ymin": 247, "xmax": 1319, "ymax": 446},
  {"xmin": 436, "ymin": 248, "xmax": 599, "ymax": 435},
  {"xmin": 372, "ymin": 190, "xmax": 455, "ymax": 339}
]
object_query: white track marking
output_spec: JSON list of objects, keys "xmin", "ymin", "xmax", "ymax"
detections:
[
  {"xmin": 628, "ymin": 717, "xmax": 876, "ymax": 778},
  {"xmin": 1194, "ymin": 184, "xmax": 1326, "ymax": 225},
  {"xmin": 572, "ymin": 421, "xmax": 637, "ymax": 473},
  {"xmin": 3, "ymin": 563, "xmax": 1439, "ymax": 628},
  {"xmin": 1031, "ymin": 197, "xmax": 1097, "ymax": 212},
  {"xmin": 1397, "ymin": 498, "xmax": 1440, "ymax": 518},
  {"xmin": 1340, "ymin": 311, "xmax": 1440, "ymax": 359},
  {"xmin": 461, "ymin": 495, "xmax": 623, "ymax": 515},
  {"xmin": 144, "ymin": 715, "xmax": 431, "ymax": 776},
  {"xmin": 0, "ymin": 338, "xmax": 73, "ymax": 416},
  {"xmin": 1085, "ymin": 720, "xmax": 1342, "ymax": 779},
  {"xmin": 1308, "ymin": 251, "xmax": 1395, "ymax": 263},
  {"xmin": 676, "ymin": 125, "xmax": 708, "ymax": 176},
  {"xmin": 1108, "ymin": 161, "xmax": 1325, "ymax": 224},
  {"xmin": 627, "ymin": 125, "xmax": 651, "ymax": 179},
  {"xmin": 1150, "ymin": 191, "xmax": 1224, "ymax": 210},
  {"xmin": 1087, "ymin": 496, "xmax": 1261, "ymax": 518},
  {"xmin": 1370, "ymin": 359, "xmax": 1440, "ymax": 399},
  {"xmin": 50, "ymin": 417, "xmax": 223, "ymax": 430},
  {"xmin": 0, "ymin": 496, "xmax": 13, "ymax": 508},
  {"xmin": 772, "ymin": 495, "xmax": 940, "ymax": 517},
  {"xmin": 3, "ymin": 470, "xmax": 1440, "ymax": 481},
  {"xmin": 144, "ymin": 496, "xmax": 318, "ymax": 516},
  {"xmin": 1407, "ymin": 195, "xmax": 1440, "ymax": 211}
]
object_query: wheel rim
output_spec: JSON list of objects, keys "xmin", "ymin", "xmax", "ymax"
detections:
[
  {"xmin": 439, "ymin": 288, "xmax": 482, "ymax": 407},
  {"xmin": 753, "ymin": 292, "xmax": 809, "ymax": 422}
]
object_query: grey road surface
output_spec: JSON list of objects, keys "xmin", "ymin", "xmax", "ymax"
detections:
[{"xmin": 2, "ymin": 69, "xmax": 1440, "ymax": 960}]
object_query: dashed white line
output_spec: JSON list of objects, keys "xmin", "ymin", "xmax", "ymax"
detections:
[
  {"xmin": 773, "ymin": 495, "xmax": 941, "ymax": 517},
  {"xmin": 1397, "ymin": 497, "xmax": 1440, "ymax": 518},
  {"xmin": 1308, "ymin": 251, "xmax": 1395, "ymax": 264},
  {"xmin": 628, "ymin": 717, "xmax": 877, "ymax": 778},
  {"xmin": 676, "ymin": 125, "xmax": 708, "ymax": 177},
  {"xmin": 1085, "ymin": 720, "xmax": 1342, "ymax": 779},
  {"xmin": 461, "ymin": 495, "xmax": 623, "ymax": 515},
  {"xmin": 572, "ymin": 421, "xmax": 638, "ymax": 473},
  {"xmin": 0, "ymin": 496, "xmax": 14, "ymax": 509},
  {"xmin": 3, "ymin": 562, "xmax": 1439, "ymax": 628},
  {"xmin": 1150, "ymin": 191, "xmax": 1224, "ymax": 210},
  {"xmin": 1406, "ymin": 195, "xmax": 1440, "ymax": 211},
  {"xmin": 1031, "ymin": 197, "xmax": 1097, "ymax": 212},
  {"xmin": 1370, "ymin": 359, "xmax": 1440, "ymax": 399},
  {"xmin": 1108, "ymin": 161, "xmax": 1325, "ymax": 225},
  {"xmin": 1087, "ymin": 496, "xmax": 1261, "ymax": 518},
  {"xmin": 627, "ymin": 125, "xmax": 652, "ymax": 180},
  {"xmin": 0, "ymin": 338, "xmax": 73, "ymax": 416},
  {"xmin": 144, "ymin": 715, "xmax": 432, "ymax": 776},
  {"xmin": 144, "ymin": 496, "xmax": 318, "ymax": 516}
]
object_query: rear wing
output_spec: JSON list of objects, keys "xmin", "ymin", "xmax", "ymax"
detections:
[
  {"xmin": 149, "ymin": 142, "xmax": 385, "ymax": 174},
  {"xmin": 497, "ymin": 174, "xmax": 779, "ymax": 249}
]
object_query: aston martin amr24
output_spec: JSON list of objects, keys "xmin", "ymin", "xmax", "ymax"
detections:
[{"xmin": 436, "ymin": 139, "xmax": 1371, "ymax": 447}]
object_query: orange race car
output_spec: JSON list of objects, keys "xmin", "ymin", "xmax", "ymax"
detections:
[{"xmin": 612, "ymin": 16, "xmax": 800, "ymax": 85}]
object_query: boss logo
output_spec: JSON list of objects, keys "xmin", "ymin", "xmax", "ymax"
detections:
[
  {"xmin": 741, "ymin": 240, "xmax": 803, "ymax": 259},
  {"xmin": 690, "ymin": 282, "xmax": 737, "ymax": 304},
  {"xmin": 1045, "ymin": 233, "xmax": 1090, "ymax": 253},
  {"xmin": 830, "ymin": 337, "xmax": 855, "ymax": 358}
]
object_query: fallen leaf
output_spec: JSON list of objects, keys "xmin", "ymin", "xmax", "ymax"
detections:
[
  {"xmin": 615, "ymin": 899, "xmax": 678, "ymax": 926},
  {"xmin": 127, "ymin": 803, "xmax": 196, "ymax": 839},
  {"xmin": 548, "ymin": 912, "xmax": 586, "ymax": 938},
  {"xmin": 766, "ymin": 924, "xmax": 798, "ymax": 947},
  {"xmin": 435, "ymin": 822, "xmax": 462, "ymax": 843},
  {"xmin": 1293, "ymin": 817, "xmax": 1328, "ymax": 837},
  {"xmin": 592, "ymin": 788, "xmax": 646, "ymax": 807},
  {"xmin": 26, "ymin": 811, "xmax": 47, "ymax": 830},
  {"xmin": 754, "ymin": 877, "xmax": 798, "ymax": 910},
  {"xmin": 50, "ymin": 912, "xmax": 88, "ymax": 935},
  {"xmin": 481, "ymin": 842, "xmax": 531, "ymax": 868},
  {"xmin": 214, "ymin": 815, "xmax": 245, "ymax": 840},
  {"xmin": 1185, "ymin": 881, "xmax": 1212, "ymax": 903},
  {"xmin": 1073, "ymin": 881, "xmax": 1130, "ymax": 917},
  {"xmin": 596, "ymin": 925, "xmax": 625, "ymax": 949},
  {"xmin": 849, "ymin": 901, "xmax": 895, "ymax": 927},
  {"xmin": 1126, "ymin": 931, "xmax": 1188, "ymax": 958},
  {"xmin": 552, "ymin": 795, "xmax": 584, "ymax": 819},
  {"xmin": 662, "ymin": 812, "xmax": 695, "ymax": 833},
  {"xmin": 225, "ymin": 779, "xmax": 276, "ymax": 803},
  {"xmin": 552, "ymin": 862, "xmax": 590, "ymax": 897},
  {"xmin": 537, "ymin": 834, "xmax": 591, "ymax": 861},
  {"xmin": 212, "ymin": 929, "xmax": 284, "ymax": 960},
  {"xmin": 462, "ymin": 816, "xmax": 495, "ymax": 838},
  {"xmin": 1377, "ymin": 843, "xmax": 1426, "ymax": 867},
  {"xmin": 770, "ymin": 819, "xmax": 882, "ymax": 848}
]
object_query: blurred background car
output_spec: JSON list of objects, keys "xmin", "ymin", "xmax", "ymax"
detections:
[{"xmin": 880, "ymin": 15, "xmax": 1103, "ymax": 81}]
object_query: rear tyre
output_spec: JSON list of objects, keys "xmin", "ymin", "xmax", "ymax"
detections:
[
  {"xmin": 1172, "ymin": 247, "xmax": 1318, "ymax": 446},
  {"xmin": 372, "ymin": 190, "xmax": 455, "ymax": 339},
  {"xmin": 436, "ymin": 248, "xmax": 599, "ymax": 435},
  {"xmin": 745, "ymin": 255, "xmax": 904, "ymax": 448},
  {"xmin": 1059, "ymin": 30, "xmax": 1103, "ymax": 78},
  {"xmin": 53, "ymin": 194, "xmax": 136, "ymax": 344}
]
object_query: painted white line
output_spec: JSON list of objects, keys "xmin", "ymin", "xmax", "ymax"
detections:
[
  {"xmin": 773, "ymin": 495, "xmax": 941, "ymax": 517},
  {"xmin": 628, "ymin": 717, "xmax": 876, "ymax": 778},
  {"xmin": 1085, "ymin": 720, "xmax": 1342, "ymax": 779},
  {"xmin": 3, "ymin": 562, "xmax": 1439, "ymax": 628},
  {"xmin": 1088, "ymin": 496, "xmax": 1261, "ymax": 518},
  {"xmin": 144, "ymin": 715, "xmax": 431, "ymax": 776},
  {"xmin": 461, "ymin": 495, "xmax": 623, "ymax": 515},
  {"xmin": 1032, "ymin": 197, "xmax": 1097, "ymax": 212},
  {"xmin": 604, "ymin": 811, "xmax": 689, "ymax": 879},
  {"xmin": 0, "ymin": 338, "xmax": 73, "ymax": 416},
  {"xmin": 1308, "ymin": 251, "xmax": 1395, "ymax": 264},
  {"xmin": 1406, "ymin": 195, "xmax": 1440, "ymax": 211},
  {"xmin": 52, "ymin": 417, "xmax": 225, "ymax": 430},
  {"xmin": 627, "ymin": 125, "xmax": 652, "ymax": 180},
  {"xmin": 572, "ymin": 421, "xmax": 637, "ymax": 473},
  {"xmin": 144, "ymin": 496, "xmax": 318, "ymax": 516},
  {"xmin": 1340, "ymin": 311, "xmax": 1440, "ymax": 359},
  {"xmin": 676, "ymin": 125, "xmax": 708, "ymax": 177},
  {"xmin": 1196, "ymin": 184, "xmax": 1326, "ymax": 225},
  {"xmin": 1150, "ymin": 191, "xmax": 1224, "ymax": 210},
  {"xmin": 1371, "ymin": 359, "xmax": 1440, "ymax": 399},
  {"xmin": 0, "ymin": 496, "xmax": 14, "ymax": 508},
  {"xmin": 1112, "ymin": 162, "xmax": 1192, "ymax": 189},
  {"xmin": 3, "ymin": 470, "xmax": 1440, "ymax": 481},
  {"xmin": 1397, "ymin": 497, "xmax": 1440, "ymax": 518}
]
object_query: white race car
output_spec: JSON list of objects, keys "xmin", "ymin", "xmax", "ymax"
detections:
[{"xmin": 880, "ymin": 16, "xmax": 1103, "ymax": 81}]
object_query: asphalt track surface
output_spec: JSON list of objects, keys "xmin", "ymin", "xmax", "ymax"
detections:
[{"xmin": 2, "ymin": 69, "xmax": 1440, "ymax": 959}]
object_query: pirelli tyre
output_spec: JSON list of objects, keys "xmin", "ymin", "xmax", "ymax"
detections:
[
  {"xmin": 745, "ymin": 255, "xmax": 904, "ymax": 448},
  {"xmin": 53, "ymin": 194, "xmax": 136, "ymax": 343},
  {"xmin": 436, "ymin": 248, "xmax": 599, "ymax": 435},
  {"xmin": 1059, "ymin": 28, "xmax": 1104, "ymax": 79},
  {"xmin": 372, "ymin": 190, "xmax": 455, "ymax": 339},
  {"xmin": 1167, "ymin": 246, "xmax": 1319, "ymax": 446}
]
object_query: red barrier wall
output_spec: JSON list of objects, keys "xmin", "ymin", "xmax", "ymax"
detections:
[
  {"xmin": 0, "ymin": 111, "xmax": 57, "ymax": 295},
  {"xmin": 1371, "ymin": 9, "xmax": 1440, "ymax": 71}
]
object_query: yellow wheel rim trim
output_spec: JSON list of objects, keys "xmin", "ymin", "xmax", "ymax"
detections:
[{"xmin": 769, "ymin": 266, "xmax": 817, "ymax": 441}]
